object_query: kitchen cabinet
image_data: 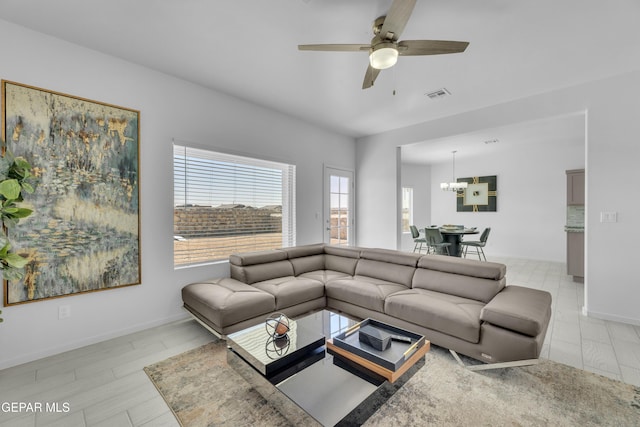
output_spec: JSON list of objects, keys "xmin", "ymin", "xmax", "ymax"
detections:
[
  {"xmin": 566, "ymin": 169, "xmax": 585, "ymax": 205},
  {"xmin": 567, "ymin": 231, "xmax": 584, "ymax": 282},
  {"xmin": 566, "ymin": 169, "xmax": 585, "ymax": 282}
]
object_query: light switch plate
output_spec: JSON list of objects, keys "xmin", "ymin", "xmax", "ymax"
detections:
[{"xmin": 600, "ymin": 211, "xmax": 617, "ymax": 223}]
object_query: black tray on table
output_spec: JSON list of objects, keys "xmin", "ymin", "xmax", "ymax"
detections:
[{"xmin": 329, "ymin": 318, "xmax": 426, "ymax": 372}]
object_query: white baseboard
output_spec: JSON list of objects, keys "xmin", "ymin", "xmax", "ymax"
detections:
[
  {"xmin": 581, "ymin": 306, "xmax": 640, "ymax": 326},
  {"xmin": 0, "ymin": 312, "xmax": 191, "ymax": 370}
]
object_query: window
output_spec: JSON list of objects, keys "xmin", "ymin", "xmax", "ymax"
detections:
[
  {"xmin": 173, "ymin": 144, "xmax": 296, "ymax": 266},
  {"xmin": 327, "ymin": 170, "xmax": 353, "ymax": 246},
  {"xmin": 401, "ymin": 187, "xmax": 413, "ymax": 233}
]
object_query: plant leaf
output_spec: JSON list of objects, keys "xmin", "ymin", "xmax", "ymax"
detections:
[
  {"xmin": 2, "ymin": 267, "xmax": 24, "ymax": 281},
  {"xmin": 3, "ymin": 252, "xmax": 29, "ymax": 269},
  {"xmin": 11, "ymin": 208, "xmax": 33, "ymax": 219},
  {"xmin": 14, "ymin": 157, "xmax": 31, "ymax": 170},
  {"xmin": 0, "ymin": 179, "xmax": 21, "ymax": 200},
  {"xmin": 0, "ymin": 241, "xmax": 10, "ymax": 256},
  {"xmin": 22, "ymin": 182, "xmax": 35, "ymax": 194}
]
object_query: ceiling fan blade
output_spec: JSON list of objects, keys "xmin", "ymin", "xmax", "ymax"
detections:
[
  {"xmin": 379, "ymin": 0, "xmax": 417, "ymax": 41},
  {"xmin": 298, "ymin": 44, "xmax": 370, "ymax": 52},
  {"xmin": 362, "ymin": 65, "xmax": 381, "ymax": 89},
  {"xmin": 397, "ymin": 40, "xmax": 469, "ymax": 56}
]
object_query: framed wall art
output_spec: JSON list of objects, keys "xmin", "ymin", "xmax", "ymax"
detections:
[
  {"xmin": 456, "ymin": 175, "xmax": 497, "ymax": 212},
  {"xmin": 2, "ymin": 80, "xmax": 140, "ymax": 305}
]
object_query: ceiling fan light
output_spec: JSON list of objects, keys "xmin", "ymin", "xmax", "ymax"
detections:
[{"xmin": 369, "ymin": 44, "xmax": 398, "ymax": 70}]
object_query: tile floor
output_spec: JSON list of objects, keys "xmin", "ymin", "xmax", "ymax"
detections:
[
  {"xmin": 0, "ymin": 257, "xmax": 638, "ymax": 426},
  {"xmin": 494, "ymin": 256, "xmax": 640, "ymax": 386}
]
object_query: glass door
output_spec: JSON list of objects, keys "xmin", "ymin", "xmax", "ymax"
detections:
[{"xmin": 324, "ymin": 167, "xmax": 354, "ymax": 245}]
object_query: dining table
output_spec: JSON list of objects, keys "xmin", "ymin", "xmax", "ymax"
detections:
[{"xmin": 439, "ymin": 227, "xmax": 480, "ymax": 257}]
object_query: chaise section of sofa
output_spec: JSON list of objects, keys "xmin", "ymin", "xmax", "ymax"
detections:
[
  {"xmin": 182, "ymin": 278, "xmax": 276, "ymax": 335},
  {"xmin": 181, "ymin": 243, "xmax": 552, "ymax": 366}
]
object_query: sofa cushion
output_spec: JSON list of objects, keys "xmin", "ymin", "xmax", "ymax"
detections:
[
  {"xmin": 252, "ymin": 276, "xmax": 325, "ymax": 310},
  {"xmin": 284, "ymin": 243, "xmax": 326, "ymax": 258},
  {"xmin": 229, "ymin": 249, "xmax": 287, "ymax": 266},
  {"xmin": 324, "ymin": 245, "xmax": 360, "ymax": 275},
  {"xmin": 384, "ymin": 288, "xmax": 484, "ymax": 343},
  {"xmin": 290, "ymin": 254, "xmax": 326, "ymax": 276},
  {"xmin": 182, "ymin": 278, "xmax": 275, "ymax": 328},
  {"xmin": 412, "ymin": 268, "xmax": 505, "ymax": 303},
  {"xmin": 418, "ymin": 255, "xmax": 506, "ymax": 280},
  {"xmin": 325, "ymin": 255, "xmax": 358, "ymax": 276},
  {"xmin": 360, "ymin": 248, "xmax": 422, "ymax": 267},
  {"xmin": 325, "ymin": 275, "xmax": 407, "ymax": 313},
  {"xmin": 355, "ymin": 259, "xmax": 417, "ymax": 287},
  {"xmin": 481, "ymin": 285, "xmax": 552, "ymax": 337},
  {"xmin": 231, "ymin": 260, "xmax": 295, "ymax": 285},
  {"xmin": 324, "ymin": 245, "xmax": 361, "ymax": 258},
  {"xmin": 299, "ymin": 270, "xmax": 351, "ymax": 283}
]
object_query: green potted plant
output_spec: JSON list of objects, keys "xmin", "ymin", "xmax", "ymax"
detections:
[{"xmin": 0, "ymin": 136, "xmax": 36, "ymax": 289}]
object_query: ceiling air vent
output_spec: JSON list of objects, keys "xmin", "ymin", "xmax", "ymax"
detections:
[{"xmin": 425, "ymin": 88, "xmax": 450, "ymax": 100}]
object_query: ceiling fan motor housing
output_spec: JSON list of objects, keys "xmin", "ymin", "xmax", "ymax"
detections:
[{"xmin": 372, "ymin": 16, "xmax": 386, "ymax": 35}]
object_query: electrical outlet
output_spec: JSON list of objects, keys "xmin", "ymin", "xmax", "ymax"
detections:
[{"xmin": 58, "ymin": 305, "xmax": 71, "ymax": 320}]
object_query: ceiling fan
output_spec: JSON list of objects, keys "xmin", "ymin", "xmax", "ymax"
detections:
[{"xmin": 298, "ymin": 0, "xmax": 469, "ymax": 89}]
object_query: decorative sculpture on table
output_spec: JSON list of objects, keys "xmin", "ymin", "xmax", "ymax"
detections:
[
  {"xmin": 265, "ymin": 312, "xmax": 291, "ymax": 358},
  {"xmin": 265, "ymin": 312, "xmax": 290, "ymax": 338}
]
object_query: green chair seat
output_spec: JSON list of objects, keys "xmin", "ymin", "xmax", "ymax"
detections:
[
  {"xmin": 424, "ymin": 227, "xmax": 451, "ymax": 256},
  {"xmin": 410, "ymin": 225, "xmax": 428, "ymax": 253},
  {"xmin": 460, "ymin": 228, "xmax": 491, "ymax": 261}
]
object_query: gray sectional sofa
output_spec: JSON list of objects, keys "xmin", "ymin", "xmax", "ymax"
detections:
[{"xmin": 182, "ymin": 243, "xmax": 552, "ymax": 367}]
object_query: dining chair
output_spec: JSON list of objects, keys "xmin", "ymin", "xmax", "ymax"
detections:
[
  {"xmin": 424, "ymin": 227, "xmax": 451, "ymax": 255},
  {"xmin": 460, "ymin": 227, "xmax": 491, "ymax": 261},
  {"xmin": 410, "ymin": 225, "xmax": 428, "ymax": 253}
]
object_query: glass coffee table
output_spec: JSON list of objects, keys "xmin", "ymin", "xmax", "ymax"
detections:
[{"xmin": 227, "ymin": 310, "xmax": 428, "ymax": 426}]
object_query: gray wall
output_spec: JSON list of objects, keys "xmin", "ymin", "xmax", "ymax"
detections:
[
  {"xmin": 0, "ymin": 20, "xmax": 355, "ymax": 369},
  {"xmin": 357, "ymin": 70, "xmax": 640, "ymax": 326}
]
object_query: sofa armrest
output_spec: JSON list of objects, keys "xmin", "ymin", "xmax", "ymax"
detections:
[{"xmin": 480, "ymin": 285, "xmax": 552, "ymax": 337}]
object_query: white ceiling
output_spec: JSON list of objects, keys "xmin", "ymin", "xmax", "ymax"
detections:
[{"xmin": 0, "ymin": 0, "xmax": 639, "ymax": 140}]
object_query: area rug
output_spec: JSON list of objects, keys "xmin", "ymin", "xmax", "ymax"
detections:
[{"xmin": 144, "ymin": 340, "xmax": 640, "ymax": 427}]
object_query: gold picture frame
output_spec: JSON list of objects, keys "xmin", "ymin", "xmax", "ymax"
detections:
[{"xmin": 2, "ymin": 80, "xmax": 141, "ymax": 305}]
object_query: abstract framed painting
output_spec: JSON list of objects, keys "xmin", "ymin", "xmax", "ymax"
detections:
[
  {"xmin": 456, "ymin": 175, "xmax": 497, "ymax": 212},
  {"xmin": 2, "ymin": 80, "xmax": 140, "ymax": 305}
]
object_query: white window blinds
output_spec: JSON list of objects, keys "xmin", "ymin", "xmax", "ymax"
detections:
[{"xmin": 173, "ymin": 144, "xmax": 296, "ymax": 267}]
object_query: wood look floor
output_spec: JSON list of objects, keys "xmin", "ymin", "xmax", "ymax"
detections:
[{"xmin": 1, "ymin": 257, "xmax": 639, "ymax": 427}]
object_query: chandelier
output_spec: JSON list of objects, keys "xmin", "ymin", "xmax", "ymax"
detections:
[{"xmin": 440, "ymin": 150, "xmax": 468, "ymax": 192}]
